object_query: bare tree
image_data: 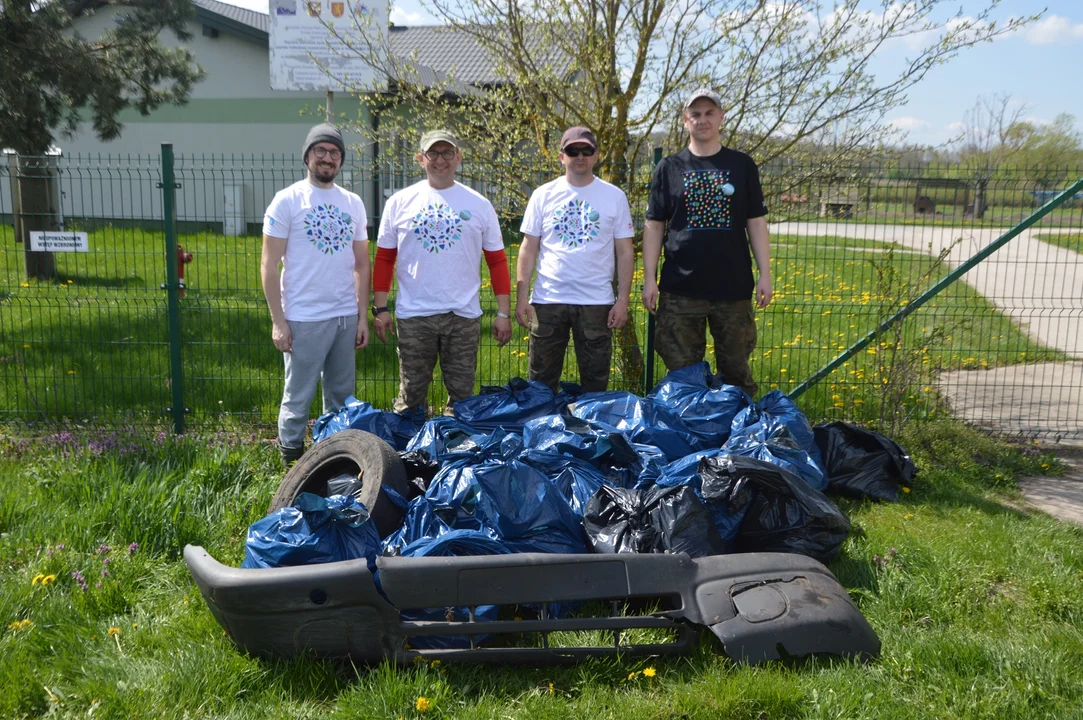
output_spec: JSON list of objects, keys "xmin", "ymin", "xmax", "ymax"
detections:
[
  {"xmin": 957, "ymin": 93, "xmax": 1030, "ymax": 217},
  {"xmin": 331, "ymin": 0, "xmax": 1039, "ymax": 387}
]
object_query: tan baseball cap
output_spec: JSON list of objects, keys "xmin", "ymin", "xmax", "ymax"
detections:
[
  {"xmin": 684, "ymin": 87, "xmax": 722, "ymax": 109},
  {"xmin": 419, "ymin": 130, "xmax": 460, "ymax": 151}
]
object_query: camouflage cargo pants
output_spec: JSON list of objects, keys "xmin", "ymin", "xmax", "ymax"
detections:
[
  {"xmin": 529, "ymin": 303, "xmax": 612, "ymax": 393},
  {"xmin": 655, "ymin": 292, "xmax": 759, "ymax": 397},
  {"xmin": 394, "ymin": 312, "xmax": 481, "ymax": 414}
]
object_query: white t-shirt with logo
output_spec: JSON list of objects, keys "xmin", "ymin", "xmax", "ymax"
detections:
[
  {"xmin": 377, "ymin": 180, "xmax": 504, "ymax": 320},
  {"xmin": 262, "ymin": 179, "xmax": 368, "ymax": 322},
  {"xmin": 520, "ymin": 176, "xmax": 635, "ymax": 305}
]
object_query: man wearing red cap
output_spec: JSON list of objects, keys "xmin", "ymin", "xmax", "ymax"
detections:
[
  {"xmin": 515, "ymin": 127, "xmax": 635, "ymax": 392},
  {"xmin": 642, "ymin": 88, "xmax": 771, "ymax": 397}
]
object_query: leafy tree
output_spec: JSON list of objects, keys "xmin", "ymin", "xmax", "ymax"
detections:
[
  {"xmin": 1017, "ymin": 113, "xmax": 1083, "ymax": 190},
  {"xmin": 0, "ymin": 0, "xmax": 204, "ymax": 154},
  {"xmin": 336, "ymin": 0, "xmax": 1038, "ymax": 386}
]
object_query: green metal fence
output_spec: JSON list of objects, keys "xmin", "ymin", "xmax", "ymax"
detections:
[{"xmin": 2, "ymin": 147, "xmax": 1081, "ymax": 439}]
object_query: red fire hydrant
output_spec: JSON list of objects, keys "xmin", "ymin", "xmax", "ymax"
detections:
[{"xmin": 177, "ymin": 245, "xmax": 194, "ymax": 297}]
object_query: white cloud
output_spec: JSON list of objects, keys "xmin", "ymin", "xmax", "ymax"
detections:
[
  {"xmin": 889, "ymin": 116, "xmax": 930, "ymax": 132},
  {"xmin": 390, "ymin": 6, "xmax": 427, "ymax": 25},
  {"xmin": 1023, "ymin": 15, "xmax": 1083, "ymax": 45},
  {"xmin": 945, "ymin": 121, "xmax": 966, "ymax": 134}
]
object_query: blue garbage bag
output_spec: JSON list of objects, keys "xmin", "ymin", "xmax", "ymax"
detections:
[
  {"xmin": 406, "ymin": 417, "xmax": 489, "ymax": 462},
  {"xmin": 453, "ymin": 378, "xmax": 558, "ymax": 430},
  {"xmin": 422, "ymin": 459, "xmax": 485, "ymax": 531},
  {"xmin": 241, "ymin": 493, "xmax": 381, "ymax": 570},
  {"xmin": 472, "ymin": 460, "xmax": 588, "ymax": 555},
  {"xmin": 731, "ymin": 390, "xmax": 825, "ymax": 471},
  {"xmin": 518, "ymin": 449, "xmax": 610, "ymax": 516},
  {"xmin": 724, "ymin": 421, "xmax": 827, "ymax": 491},
  {"xmin": 568, "ymin": 392, "xmax": 701, "ymax": 461},
  {"xmin": 652, "ymin": 449, "xmax": 749, "ymax": 544},
  {"xmin": 522, "ymin": 415, "xmax": 666, "ymax": 489},
  {"xmin": 312, "ymin": 396, "xmax": 424, "ymax": 450},
  {"xmin": 648, "ymin": 362, "xmax": 751, "ymax": 447}
]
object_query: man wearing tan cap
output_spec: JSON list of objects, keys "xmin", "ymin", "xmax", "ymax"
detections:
[
  {"xmin": 372, "ymin": 129, "xmax": 512, "ymax": 415},
  {"xmin": 515, "ymin": 127, "xmax": 635, "ymax": 392},
  {"xmin": 641, "ymin": 88, "xmax": 771, "ymax": 397}
]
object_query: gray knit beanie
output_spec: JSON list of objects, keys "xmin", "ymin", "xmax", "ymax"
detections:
[{"xmin": 302, "ymin": 123, "xmax": 346, "ymax": 162}]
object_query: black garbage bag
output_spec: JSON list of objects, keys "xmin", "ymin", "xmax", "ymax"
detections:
[
  {"xmin": 699, "ymin": 455, "xmax": 850, "ymax": 562},
  {"xmin": 652, "ymin": 449, "xmax": 751, "ymax": 545},
  {"xmin": 583, "ymin": 485, "xmax": 725, "ymax": 558},
  {"xmin": 813, "ymin": 421, "xmax": 917, "ymax": 502},
  {"xmin": 453, "ymin": 378, "xmax": 559, "ymax": 430},
  {"xmin": 399, "ymin": 449, "xmax": 441, "ymax": 498}
]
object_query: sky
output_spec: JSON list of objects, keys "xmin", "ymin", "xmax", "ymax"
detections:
[{"xmin": 222, "ymin": 0, "xmax": 1083, "ymax": 148}]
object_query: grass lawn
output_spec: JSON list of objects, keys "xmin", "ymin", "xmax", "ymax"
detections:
[
  {"xmin": 1035, "ymin": 232, "xmax": 1083, "ymax": 254},
  {"xmin": 1, "ymin": 420, "xmax": 1081, "ymax": 719},
  {"xmin": 0, "ymin": 226, "xmax": 1066, "ymax": 428}
]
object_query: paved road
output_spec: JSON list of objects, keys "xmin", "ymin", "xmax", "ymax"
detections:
[{"xmin": 771, "ymin": 222, "xmax": 1083, "ymax": 357}]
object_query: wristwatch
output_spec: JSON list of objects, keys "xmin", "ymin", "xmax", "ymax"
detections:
[
  {"xmin": 371, "ymin": 305, "xmax": 390, "ymax": 317},
  {"xmin": 495, "ymin": 311, "xmax": 510, "ymax": 319}
]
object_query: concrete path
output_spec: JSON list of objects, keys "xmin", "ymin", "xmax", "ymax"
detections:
[
  {"xmin": 1019, "ymin": 442, "xmax": 1083, "ymax": 526},
  {"xmin": 770, "ymin": 222, "xmax": 1083, "ymax": 357}
]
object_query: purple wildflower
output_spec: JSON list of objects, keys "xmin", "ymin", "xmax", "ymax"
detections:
[{"xmin": 128, "ymin": 542, "xmax": 139, "ymax": 555}]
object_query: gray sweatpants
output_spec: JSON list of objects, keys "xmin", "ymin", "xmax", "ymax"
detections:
[{"xmin": 278, "ymin": 314, "xmax": 358, "ymax": 450}]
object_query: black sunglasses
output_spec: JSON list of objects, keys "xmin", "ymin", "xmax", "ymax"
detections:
[{"xmin": 563, "ymin": 146, "xmax": 596, "ymax": 157}]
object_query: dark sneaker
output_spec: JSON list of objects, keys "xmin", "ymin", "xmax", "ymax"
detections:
[{"xmin": 279, "ymin": 444, "xmax": 305, "ymax": 467}]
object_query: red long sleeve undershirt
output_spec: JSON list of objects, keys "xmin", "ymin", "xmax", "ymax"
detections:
[{"xmin": 372, "ymin": 247, "xmax": 511, "ymax": 295}]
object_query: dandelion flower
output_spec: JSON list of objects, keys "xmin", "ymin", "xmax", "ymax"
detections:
[
  {"xmin": 627, "ymin": 671, "xmax": 638, "ymax": 680},
  {"xmin": 32, "ymin": 574, "xmax": 45, "ymax": 585},
  {"xmin": 548, "ymin": 682, "xmax": 555, "ymax": 695},
  {"xmin": 415, "ymin": 696, "xmax": 432, "ymax": 712},
  {"xmin": 904, "ymin": 513, "xmax": 913, "ymax": 520},
  {"xmin": 42, "ymin": 574, "xmax": 56, "ymax": 585},
  {"xmin": 643, "ymin": 667, "xmax": 656, "ymax": 678},
  {"xmin": 902, "ymin": 487, "xmax": 911, "ymax": 494},
  {"xmin": 108, "ymin": 627, "xmax": 120, "ymax": 636}
]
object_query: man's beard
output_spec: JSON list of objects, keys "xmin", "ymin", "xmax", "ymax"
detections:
[{"xmin": 313, "ymin": 165, "xmax": 338, "ymax": 184}]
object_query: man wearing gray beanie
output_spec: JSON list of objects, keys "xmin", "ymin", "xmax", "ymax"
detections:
[{"xmin": 261, "ymin": 123, "xmax": 370, "ymax": 465}]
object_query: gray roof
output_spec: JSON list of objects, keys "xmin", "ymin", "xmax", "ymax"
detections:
[{"xmin": 191, "ymin": 0, "xmax": 502, "ymax": 88}]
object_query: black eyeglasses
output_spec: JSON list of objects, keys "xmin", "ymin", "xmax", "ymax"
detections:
[
  {"xmin": 563, "ymin": 146, "xmax": 596, "ymax": 157},
  {"xmin": 423, "ymin": 149, "xmax": 458, "ymax": 160},
  {"xmin": 311, "ymin": 147, "xmax": 342, "ymax": 160}
]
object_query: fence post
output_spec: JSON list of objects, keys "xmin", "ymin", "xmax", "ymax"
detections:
[
  {"xmin": 642, "ymin": 147, "xmax": 663, "ymax": 396},
  {"xmin": 159, "ymin": 143, "xmax": 186, "ymax": 434}
]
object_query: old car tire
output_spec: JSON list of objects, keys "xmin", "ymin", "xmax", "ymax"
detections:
[{"xmin": 269, "ymin": 430, "xmax": 409, "ymax": 538}]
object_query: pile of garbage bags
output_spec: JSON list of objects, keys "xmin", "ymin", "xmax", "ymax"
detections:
[{"xmin": 249, "ymin": 362, "xmax": 917, "ymax": 570}]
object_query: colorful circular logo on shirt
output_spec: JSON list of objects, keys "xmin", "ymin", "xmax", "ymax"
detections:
[
  {"xmin": 411, "ymin": 203, "xmax": 462, "ymax": 253},
  {"xmin": 552, "ymin": 199, "xmax": 600, "ymax": 248},
  {"xmin": 304, "ymin": 204, "xmax": 354, "ymax": 254}
]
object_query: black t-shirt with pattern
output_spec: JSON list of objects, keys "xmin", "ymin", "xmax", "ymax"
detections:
[{"xmin": 645, "ymin": 147, "xmax": 768, "ymax": 301}]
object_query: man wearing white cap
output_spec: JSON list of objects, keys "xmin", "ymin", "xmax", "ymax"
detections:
[
  {"xmin": 515, "ymin": 126, "xmax": 635, "ymax": 392},
  {"xmin": 641, "ymin": 88, "xmax": 772, "ymax": 397},
  {"xmin": 372, "ymin": 129, "xmax": 512, "ymax": 414},
  {"xmin": 261, "ymin": 123, "xmax": 370, "ymax": 465}
]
